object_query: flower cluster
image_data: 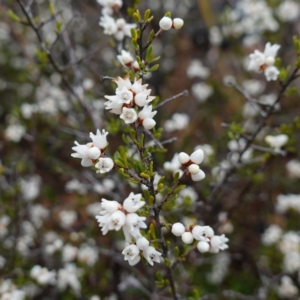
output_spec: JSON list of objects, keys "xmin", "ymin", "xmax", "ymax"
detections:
[
  {"xmin": 172, "ymin": 223, "xmax": 229, "ymax": 253},
  {"xmin": 178, "ymin": 149, "xmax": 205, "ymax": 181},
  {"xmin": 95, "ymin": 193, "xmax": 162, "ymax": 266},
  {"xmin": 71, "ymin": 129, "xmax": 114, "ymax": 174},
  {"xmin": 248, "ymin": 42, "xmax": 280, "ymax": 81},
  {"xmin": 104, "ymin": 76, "xmax": 157, "ymax": 129}
]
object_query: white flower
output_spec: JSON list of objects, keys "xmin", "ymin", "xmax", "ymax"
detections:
[
  {"xmin": 117, "ymin": 50, "xmax": 134, "ymax": 67},
  {"xmin": 125, "ymin": 213, "xmax": 147, "ymax": 239},
  {"xmin": 265, "ymin": 134, "xmax": 288, "ymax": 152},
  {"xmin": 5, "ymin": 124, "xmax": 25, "ymax": 142},
  {"xmin": 57, "ymin": 264, "xmax": 81, "ymax": 295},
  {"xmin": 163, "ymin": 153, "xmax": 182, "ymax": 173},
  {"xmin": 120, "ymin": 107, "xmax": 138, "ymax": 124},
  {"xmin": 71, "ymin": 141, "xmax": 94, "ymax": 167},
  {"xmin": 136, "ymin": 237, "xmax": 150, "ymax": 251},
  {"xmin": 172, "ymin": 18, "xmax": 184, "ymax": 30},
  {"xmin": 99, "ymin": 199, "xmax": 120, "ymax": 215},
  {"xmin": 122, "ymin": 244, "xmax": 140, "ymax": 266},
  {"xmin": 192, "ymin": 225, "xmax": 214, "ymax": 241},
  {"xmin": 95, "ymin": 157, "xmax": 114, "ymax": 173},
  {"xmin": 191, "ymin": 82, "xmax": 213, "ymax": 103},
  {"xmin": 186, "ymin": 59, "xmax": 210, "ymax": 79},
  {"xmin": 30, "ymin": 265, "xmax": 56, "ymax": 285},
  {"xmin": 123, "ymin": 192, "xmax": 145, "ymax": 213},
  {"xmin": 277, "ymin": 1, "xmax": 300, "ymax": 22},
  {"xmin": 277, "ymin": 276, "xmax": 299, "ymax": 298},
  {"xmin": 248, "ymin": 42, "xmax": 280, "ymax": 80},
  {"xmin": 159, "ymin": 16, "xmax": 172, "ymax": 30},
  {"xmin": 286, "ymin": 159, "xmax": 300, "ymax": 178},
  {"xmin": 164, "ymin": 113, "xmax": 190, "ymax": 132},
  {"xmin": 261, "ymin": 224, "xmax": 282, "ymax": 246},
  {"xmin": 138, "ymin": 105, "xmax": 157, "ymax": 129},
  {"xmin": 171, "ymin": 223, "xmax": 185, "ymax": 236},
  {"xmin": 99, "ymin": 14, "xmax": 118, "ymax": 35},
  {"xmin": 78, "ymin": 244, "xmax": 98, "ymax": 267},
  {"xmin": 135, "ymin": 90, "xmax": 155, "ymax": 107},
  {"xmin": 188, "ymin": 164, "xmax": 199, "ymax": 175},
  {"xmin": 59, "ymin": 210, "xmax": 77, "ymax": 229},
  {"xmin": 20, "ymin": 175, "xmax": 41, "ymax": 201},
  {"xmin": 65, "ymin": 179, "xmax": 87, "ymax": 195},
  {"xmin": 142, "ymin": 246, "xmax": 162, "ymax": 266},
  {"xmin": 210, "ymin": 234, "xmax": 229, "ymax": 253},
  {"xmin": 181, "ymin": 232, "xmax": 194, "ymax": 244},
  {"xmin": 89, "ymin": 129, "xmax": 108, "ymax": 150},
  {"xmin": 62, "ymin": 244, "xmax": 78, "ymax": 263}
]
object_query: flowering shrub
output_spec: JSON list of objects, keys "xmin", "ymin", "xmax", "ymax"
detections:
[{"xmin": 1, "ymin": 0, "xmax": 300, "ymax": 299}]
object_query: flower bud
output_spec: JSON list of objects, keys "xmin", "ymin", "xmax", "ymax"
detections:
[
  {"xmin": 101, "ymin": 199, "xmax": 119, "ymax": 214},
  {"xmin": 197, "ymin": 241, "xmax": 210, "ymax": 253},
  {"xmin": 171, "ymin": 223, "xmax": 185, "ymax": 236},
  {"xmin": 172, "ymin": 18, "xmax": 184, "ymax": 30},
  {"xmin": 136, "ymin": 237, "xmax": 150, "ymax": 251},
  {"xmin": 142, "ymin": 118, "xmax": 156, "ymax": 130},
  {"xmin": 190, "ymin": 149, "xmax": 204, "ymax": 164},
  {"xmin": 178, "ymin": 152, "xmax": 190, "ymax": 165},
  {"xmin": 191, "ymin": 169, "xmax": 205, "ymax": 181},
  {"xmin": 88, "ymin": 147, "xmax": 101, "ymax": 160},
  {"xmin": 159, "ymin": 16, "xmax": 172, "ymax": 30},
  {"xmin": 188, "ymin": 164, "xmax": 199, "ymax": 175},
  {"xmin": 181, "ymin": 232, "xmax": 194, "ymax": 244}
]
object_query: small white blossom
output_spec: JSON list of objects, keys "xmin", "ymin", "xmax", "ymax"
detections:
[
  {"xmin": 4, "ymin": 124, "xmax": 25, "ymax": 142},
  {"xmin": 142, "ymin": 246, "xmax": 162, "ymax": 266},
  {"xmin": 123, "ymin": 192, "xmax": 145, "ymax": 213},
  {"xmin": 178, "ymin": 152, "xmax": 190, "ymax": 165},
  {"xmin": 210, "ymin": 235, "xmax": 229, "ymax": 253},
  {"xmin": 265, "ymin": 134, "xmax": 288, "ymax": 152},
  {"xmin": 191, "ymin": 82, "xmax": 213, "ymax": 103},
  {"xmin": 286, "ymin": 159, "xmax": 300, "ymax": 178},
  {"xmin": 122, "ymin": 244, "xmax": 140, "ymax": 266},
  {"xmin": 89, "ymin": 129, "xmax": 108, "ymax": 150},
  {"xmin": 172, "ymin": 18, "xmax": 184, "ymax": 30},
  {"xmin": 117, "ymin": 50, "xmax": 134, "ymax": 67},
  {"xmin": 120, "ymin": 107, "xmax": 138, "ymax": 124},
  {"xmin": 197, "ymin": 241, "xmax": 210, "ymax": 253},
  {"xmin": 95, "ymin": 157, "xmax": 114, "ymax": 173},
  {"xmin": 182, "ymin": 232, "xmax": 194, "ymax": 244},
  {"xmin": 186, "ymin": 59, "xmax": 210, "ymax": 79}
]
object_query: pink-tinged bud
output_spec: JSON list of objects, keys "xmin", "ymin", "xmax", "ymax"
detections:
[
  {"xmin": 88, "ymin": 147, "xmax": 101, "ymax": 160},
  {"xmin": 178, "ymin": 152, "xmax": 190, "ymax": 165},
  {"xmin": 197, "ymin": 241, "xmax": 209, "ymax": 253},
  {"xmin": 172, "ymin": 18, "xmax": 184, "ymax": 30},
  {"xmin": 191, "ymin": 169, "xmax": 205, "ymax": 181},
  {"xmin": 171, "ymin": 222, "xmax": 185, "ymax": 236},
  {"xmin": 190, "ymin": 149, "xmax": 204, "ymax": 164},
  {"xmin": 181, "ymin": 232, "xmax": 194, "ymax": 244},
  {"xmin": 159, "ymin": 16, "xmax": 172, "ymax": 30},
  {"xmin": 188, "ymin": 164, "xmax": 199, "ymax": 175}
]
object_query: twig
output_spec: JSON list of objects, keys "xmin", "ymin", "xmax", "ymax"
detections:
[
  {"xmin": 143, "ymin": 129, "xmax": 164, "ymax": 149},
  {"xmin": 154, "ymin": 90, "xmax": 189, "ymax": 110}
]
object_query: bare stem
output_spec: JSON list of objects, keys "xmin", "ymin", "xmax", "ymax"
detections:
[{"xmin": 154, "ymin": 90, "xmax": 189, "ymax": 110}]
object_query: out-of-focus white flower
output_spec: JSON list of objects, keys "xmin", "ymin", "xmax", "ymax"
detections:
[
  {"xmin": 124, "ymin": 213, "xmax": 147, "ymax": 239},
  {"xmin": 20, "ymin": 175, "xmax": 41, "ymax": 202},
  {"xmin": 279, "ymin": 231, "xmax": 300, "ymax": 254},
  {"xmin": 4, "ymin": 124, "xmax": 25, "ymax": 142},
  {"xmin": 30, "ymin": 265, "xmax": 56, "ymax": 285},
  {"xmin": 62, "ymin": 244, "xmax": 78, "ymax": 263},
  {"xmin": 142, "ymin": 246, "xmax": 162, "ymax": 266},
  {"xmin": 0, "ymin": 255, "xmax": 6, "ymax": 269},
  {"xmin": 248, "ymin": 42, "xmax": 280, "ymax": 81},
  {"xmin": 261, "ymin": 224, "xmax": 282, "ymax": 246},
  {"xmin": 65, "ymin": 179, "xmax": 87, "ymax": 195},
  {"xmin": 209, "ymin": 26, "xmax": 223, "ymax": 46},
  {"xmin": 0, "ymin": 215, "xmax": 10, "ymax": 238},
  {"xmin": 78, "ymin": 244, "xmax": 98, "ymax": 267},
  {"xmin": 164, "ymin": 113, "xmax": 189, "ymax": 132},
  {"xmin": 276, "ymin": 194, "xmax": 300, "ymax": 214},
  {"xmin": 186, "ymin": 59, "xmax": 210, "ymax": 79},
  {"xmin": 164, "ymin": 153, "xmax": 182, "ymax": 173},
  {"xmin": 283, "ymin": 251, "xmax": 300, "ymax": 273},
  {"xmin": 242, "ymin": 79, "xmax": 265, "ymax": 96},
  {"xmin": 191, "ymin": 82, "xmax": 213, "ymax": 103},
  {"xmin": 57, "ymin": 264, "xmax": 82, "ymax": 295},
  {"xmin": 277, "ymin": 276, "xmax": 299, "ymax": 298},
  {"xmin": 277, "ymin": 1, "xmax": 300, "ymax": 22},
  {"xmin": 21, "ymin": 103, "xmax": 37, "ymax": 119},
  {"xmin": 159, "ymin": 16, "xmax": 172, "ymax": 30},
  {"xmin": 30, "ymin": 204, "xmax": 49, "ymax": 228},
  {"xmin": 95, "ymin": 157, "xmax": 114, "ymax": 174},
  {"xmin": 59, "ymin": 210, "xmax": 77, "ymax": 229},
  {"xmin": 207, "ymin": 253, "xmax": 230, "ymax": 284},
  {"xmin": 265, "ymin": 134, "xmax": 288, "ymax": 152},
  {"xmin": 286, "ymin": 159, "xmax": 300, "ymax": 178}
]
